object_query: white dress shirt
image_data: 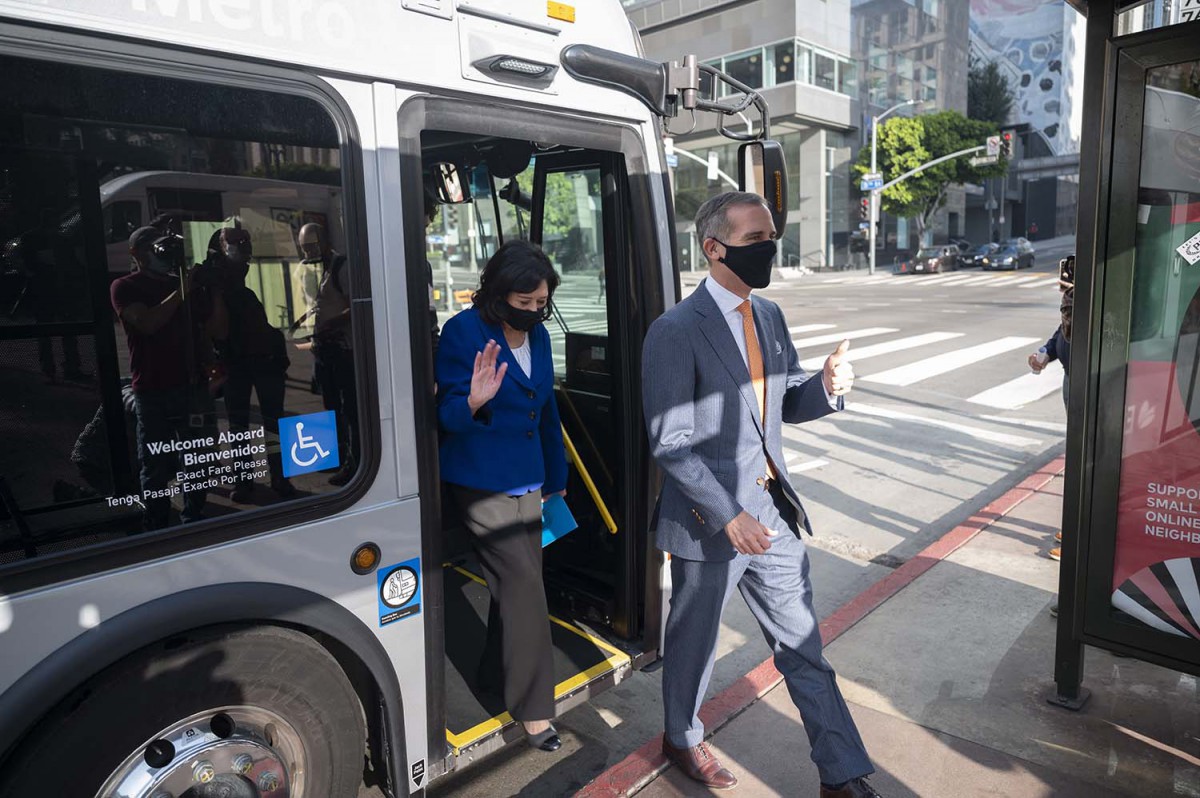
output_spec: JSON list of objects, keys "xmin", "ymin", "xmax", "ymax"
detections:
[
  {"xmin": 512, "ymin": 335, "xmax": 532, "ymax": 378},
  {"xmin": 704, "ymin": 278, "xmax": 838, "ymax": 409}
]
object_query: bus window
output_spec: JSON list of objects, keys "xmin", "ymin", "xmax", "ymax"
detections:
[
  {"xmin": 540, "ymin": 167, "xmax": 608, "ymax": 379},
  {"xmin": 0, "ymin": 54, "xmax": 363, "ymax": 569}
]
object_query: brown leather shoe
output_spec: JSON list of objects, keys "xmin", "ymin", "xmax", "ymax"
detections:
[
  {"xmin": 820, "ymin": 777, "xmax": 883, "ymax": 798},
  {"xmin": 661, "ymin": 736, "xmax": 737, "ymax": 790}
]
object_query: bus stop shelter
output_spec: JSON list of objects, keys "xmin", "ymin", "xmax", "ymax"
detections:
[{"xmin": 1056, "ymin": 0, "xmax": 1200, "ymax": 707}]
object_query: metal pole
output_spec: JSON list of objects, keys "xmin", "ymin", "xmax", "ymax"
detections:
[
  {"xmin": 869, "ymin": 118, "xmax": 878, "ymax": 276},
  {"xmin": 866, "ymin": 100, "xmax": 916, "ymax": 276}
]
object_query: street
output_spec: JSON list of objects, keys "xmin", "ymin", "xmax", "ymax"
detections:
[{"xmin": 425, "ymin": 235, "xmax": 1076, "ymax": 798}]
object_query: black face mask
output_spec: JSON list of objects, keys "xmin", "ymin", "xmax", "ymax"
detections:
[
  {"xmin": 714, "ymin": 238, "xmax": 777, "ymax": 289},
  {"xmin": 498, "ymin": 301, "xmax": 549, "ymax": 332}
]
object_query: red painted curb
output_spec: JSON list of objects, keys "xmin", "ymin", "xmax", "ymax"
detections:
[{"xmin": 575, "ymin": 454, "xmax": 1067, "ymax": 798}]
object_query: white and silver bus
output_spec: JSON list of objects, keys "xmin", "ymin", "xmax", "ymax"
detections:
[{"xmin": 0, "ymin": 2, "xmax": 787, "ymax": 795}]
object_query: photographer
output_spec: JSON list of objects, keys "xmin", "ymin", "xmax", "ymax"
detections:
[{"xmin": 111, "ymin": 226, "xmax": 226, "ymax": 530}]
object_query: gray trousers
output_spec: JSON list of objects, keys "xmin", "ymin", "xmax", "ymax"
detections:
[
  {"xmin": 662, "ymin": 482, "xmax": 873, "ymax": 785},
  {"xmin": 451, "ymin": 484, "xmax": 556, "ymax": 721}
]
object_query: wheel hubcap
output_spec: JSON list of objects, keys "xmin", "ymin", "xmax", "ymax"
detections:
[{"xmin": 97, "ymin": 706, "xmax": 305, "ymax": 798}]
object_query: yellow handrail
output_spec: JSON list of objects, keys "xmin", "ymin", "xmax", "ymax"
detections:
[{"xmin": 561, "ymin": 426, "xmax": 618, "ymax": 535}]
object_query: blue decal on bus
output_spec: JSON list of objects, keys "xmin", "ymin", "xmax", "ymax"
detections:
[
  {"xmin": 279, "ymin": 410, "xmax": 340, "ymax": 477},
  {"xmin": 377, "ymin": 558, "xmax": 421, "ymax": 625}
]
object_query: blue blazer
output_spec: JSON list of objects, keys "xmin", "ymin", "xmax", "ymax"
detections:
[{"xmin": 436, "ymin": 306, "xmax": 568, "ymax": 496}]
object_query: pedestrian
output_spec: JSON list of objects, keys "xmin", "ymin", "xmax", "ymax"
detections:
[
  {"xmin": 435, "ymin": 239, "xmax": 567, "ymax": 753},
  {"xmin": 297, "ymin": 223, "xmax": 358, "ymax": 486},
  {"xmin": 1027, "ymin": 255, "xmax": 1074, "ymax": 610},
  {"xmin": 209, "ymin": 227, "xmax": 295, "ymax": 502},
  {"xmin": 641, "ymin": 192, "xmax": 880, "ymax": 797}
]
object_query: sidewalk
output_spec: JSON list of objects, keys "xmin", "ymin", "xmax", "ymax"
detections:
[{"xmin": 583, "ymin": 459, "xmax": 1200, "ymax": 797}]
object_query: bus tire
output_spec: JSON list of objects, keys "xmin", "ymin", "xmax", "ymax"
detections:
[{"xmin": 0, "ymin": 624, "xmax": 366, "ymax": 798}]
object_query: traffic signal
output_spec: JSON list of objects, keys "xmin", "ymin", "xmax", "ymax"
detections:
[
  {"xmin": 1000, "ymin": 130, "xmax": 1014, "ymax": 158},
  {"xmin": 859, "ymin": 197, "xmax": 870, "ymax": 221}
]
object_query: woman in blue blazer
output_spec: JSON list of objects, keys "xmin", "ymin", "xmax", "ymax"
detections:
[{"xmin": 436, "ymin": 239, "xmax": 567, "ymax": 752}]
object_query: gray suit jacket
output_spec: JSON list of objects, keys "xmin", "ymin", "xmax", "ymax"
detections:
[{"xmin": 642, "ymin": 280, "xmax": 839, "ymax": 561}]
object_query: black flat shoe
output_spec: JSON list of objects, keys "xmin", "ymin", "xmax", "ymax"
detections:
[{"xmin": 524, "ymin": 724, "xmax": 561, "ymax": 752}]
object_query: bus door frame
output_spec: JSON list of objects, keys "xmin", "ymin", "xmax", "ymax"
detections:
[{"xmin": 397, "ymin": 95, "xmax": 668, "ymax": 771}]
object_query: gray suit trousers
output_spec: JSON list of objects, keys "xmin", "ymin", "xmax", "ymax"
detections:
[{"xmin": 662, "ymin": 484, "xmax": 873, "ymax": 785}]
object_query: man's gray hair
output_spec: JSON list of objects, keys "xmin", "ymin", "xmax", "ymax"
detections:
[{"xmin": 694, "ymin": 192, "xmax": 770, "ymax": 245}]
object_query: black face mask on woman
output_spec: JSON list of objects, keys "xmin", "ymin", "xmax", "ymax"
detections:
[
  {"xmin": 498, "ymin": 301, "xmax": 550, "ymax": 332},
  {"xmin": 713, "ymin": 238, "xmax": 777, "ymax": 289}
]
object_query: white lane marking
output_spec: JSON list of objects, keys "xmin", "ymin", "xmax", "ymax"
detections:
[
  {"xmin": 1020, "ymin": 278, "xmax": 1059, "ymax": 288},
  {"xmin": 785, "ymin": 453, "xmax": 829, "ymax": 473},
  {"xmin": 979, "ymin": 415, "xmax": 1067, "ymax": 433},
  {"xmin": 967, "ymin": 361, "xmax": 1066, "ymax": 409},
  {"xmin": 789, "ymin": 323, "xmax": 837, "ymax": 334},
  {"xmin": 821, "ymin": 277, "xmax": 853, "ymax": 284},
  {"xmin": 863, "ymin": 336, "xmax": 1040, "ymax": 386},
  {"xmin": 791, "ymin": 327, "xmax": 898, "ymax": 349},
  {"xmin": 848, "ymin": 403, "xmax": 1042, "ymax": 448},
  {"xmin": 892, "ymin": 274, "xmax": 953, "ymax": 286},
  {"xmin": 799, "ymin": 331, "xmax": 964, "ymax": 371},
  {"xmin": 909, "ymin": 275, "xmax": 969, "ymax": 287},
  {"xmin": 951, "ymin": 275, "xmax": 1000, "ymax": 286},
  {"xmin": 941, "ymin": 309, "xmax": 969, "ymax": 314}
]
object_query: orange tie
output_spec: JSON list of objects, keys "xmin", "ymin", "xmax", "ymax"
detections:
[
  {"xmin": 737, "ymin": 300, "xmax": 766, "ymax": 420},
  {"xmin": 738, "ymin": 301, "xmax": 777, "ymax": 481}
]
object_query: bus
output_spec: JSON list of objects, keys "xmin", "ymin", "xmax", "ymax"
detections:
[{"xmin": 0, "ymin": 2, "xmax": 787, "ymax": 795}]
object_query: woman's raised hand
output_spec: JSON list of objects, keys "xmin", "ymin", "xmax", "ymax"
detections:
[{"xmin": 467, "ymin": 340, "xmax": 508, "ymax": 413}]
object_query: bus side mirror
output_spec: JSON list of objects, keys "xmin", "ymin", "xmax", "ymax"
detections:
[
  {"xmin": 432, "ymin": 162, "xmax": 472, "ymax": 204},
  {"xmin": 739, "ymin": 141, "xmax": 787, "ymax": 237}
]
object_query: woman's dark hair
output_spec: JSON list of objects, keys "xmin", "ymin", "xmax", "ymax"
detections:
[{"xmin": 472, "ymin": 239, "xmax": 560, "ymax": 326}]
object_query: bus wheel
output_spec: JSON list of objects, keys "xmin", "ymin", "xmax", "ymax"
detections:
[{"xmin": 0, "ymin": 626, "xmax": 366, "ymax": 798}]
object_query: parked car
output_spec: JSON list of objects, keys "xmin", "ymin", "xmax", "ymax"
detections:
[
  {"xmin": 948, "ymin": 237, "xmax": 973, "ymax": 254},
  {"xmin": 965, "ymin": 242, "xmax": 999, "ymax": 268},
  {"xmin": 982, "ymin": 237, "xmax": 1036, "ymax": 270},
  {"xmin": 909, "ymin": 245, "xmax": 961, "ymax": 274}
]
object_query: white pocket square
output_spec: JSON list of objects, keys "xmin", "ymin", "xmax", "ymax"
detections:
[{"xmin": 775, "ymin": 341, "xmax": 783, "ymax": 355}]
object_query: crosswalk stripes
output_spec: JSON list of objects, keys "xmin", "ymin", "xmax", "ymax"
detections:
[
  {"xmin": 848, "ymin": 404, "xmax": 1043, "ymax": 448},
  {"xmin": 1010, "ymin": 275, "xmax": 1051, "ymax": 287},
  {"xmin": 791, "ymin": 327, "xmax": 897, "ymax": 349},
  {"xmin": 967, "ymin": 360, "xmax": 1064, "ymax": 409},
  {"xmin": 862, "ymin": 336, "xmax": 1039, "ymax": 387},
  {"xmin": 789, "ymin": 323, "xmax": 837, "ymax": 335},
  {"xmin": 797, "ymin": 331, "xmax": 964, "ymax": 371}
]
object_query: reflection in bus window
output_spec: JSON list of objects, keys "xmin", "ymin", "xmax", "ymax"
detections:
[{"xmin": 0, "ymin": 54, "xmax": 360, "ymax": 564}]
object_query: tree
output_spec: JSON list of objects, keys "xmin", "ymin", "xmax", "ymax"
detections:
[
  {"xmin": 854, "ymin": 110, "xmax": 1008, "ymax": 244},
  {"xmin": 968, "ymin": 59, "xmax": 1015, "ymax": 127}
]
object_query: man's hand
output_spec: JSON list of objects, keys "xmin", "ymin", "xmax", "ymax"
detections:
[
  {"xmin": 823, "ymin": 339, "xmax": 854, "ymax": 396},
  {"xmin": 1027, "ymin": 352, "xmax": 1046, "ymax": 374},
  {"xmin": 724, "ymin": 511, "xmax": 777, "ymax": 555}
]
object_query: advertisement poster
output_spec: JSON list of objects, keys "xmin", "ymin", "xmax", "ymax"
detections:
[{"xmin": 1110, "ymin": 63, "xmax": 1200, "ymax": 641}]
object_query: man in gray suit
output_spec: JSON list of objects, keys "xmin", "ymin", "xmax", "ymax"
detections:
[{"xmin": 642, "ymin": 192, "xmax": 879, "ymax": 797}]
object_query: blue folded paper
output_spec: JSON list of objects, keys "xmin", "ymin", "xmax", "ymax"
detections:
[{"xmin": 541, "ymin": 494, "xmax": 578, "ymax": 547}]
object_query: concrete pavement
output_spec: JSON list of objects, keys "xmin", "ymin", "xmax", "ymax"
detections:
[{"xmin": 598, "ymin": 468, "xmax": 1200, "ymax": 797}]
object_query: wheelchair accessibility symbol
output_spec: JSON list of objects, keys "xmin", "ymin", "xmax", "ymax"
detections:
[{"xmin": 279, "ymin": 411, "xmax": 340, "ymax": 478}]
